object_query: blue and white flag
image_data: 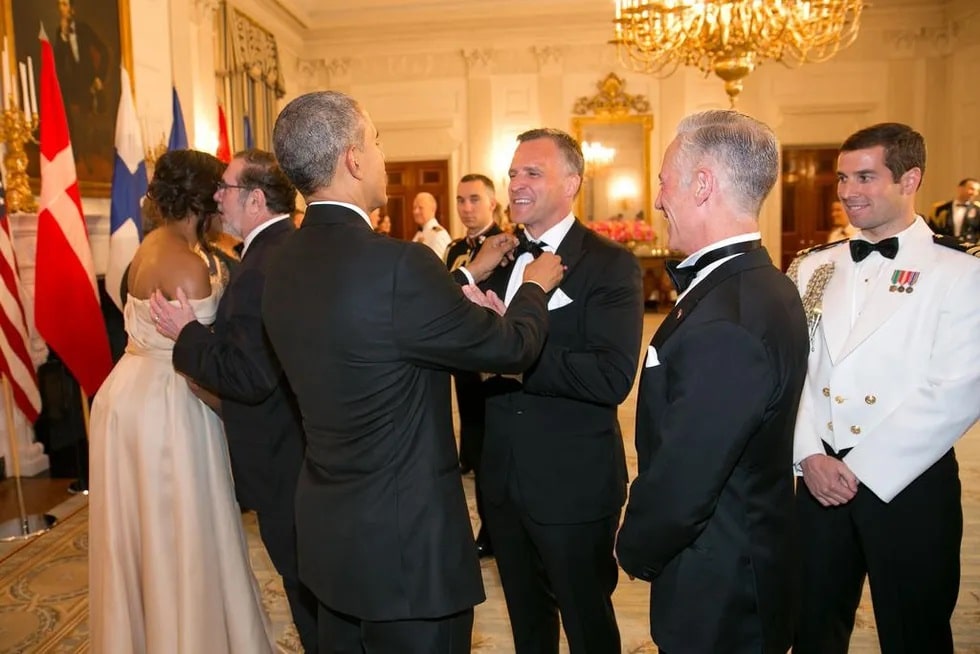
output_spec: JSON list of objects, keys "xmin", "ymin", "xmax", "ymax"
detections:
[
  {"xmin": 243, "ymin": 114, "xmax": 254, "ymax": 149},
  {"xmin": 168, "ymin": 85, "xmax": 188, "ymax": 151},
  {"xmin": 106, "ymin": 67, "xmax": 147, "ymax": 311}
]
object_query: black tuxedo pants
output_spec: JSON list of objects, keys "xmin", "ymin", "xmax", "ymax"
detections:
[
  {"xmin": 317, "ymin": 604, "xmax": 473, "ymax": 654},
  {"xmin": 257, "ymin": 510, "xmax": 319, "ymax": 652},
  {"xmin": 483, "ymin": 477, "xmax": 621, "ymax": 654},
  {"xmin": 794, "ymin": 448, "xmax": 962, "ymax": 654}
]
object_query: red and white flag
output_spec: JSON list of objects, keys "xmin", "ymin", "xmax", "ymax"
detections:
[
  {"xmin": 216, "ymin": 103, "xmax": 231, "ymax": 163},
  {"xmin": 35, "ymin": 25, "xmax": 111, "ymax": 397},
  {"xmin": 0, "ymin": 177, "xmax": 41, "ymax": 423}
]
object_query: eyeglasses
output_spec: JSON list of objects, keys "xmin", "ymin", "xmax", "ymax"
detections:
[{"xmin": 217, "ymin": 181, "xmax": 251, "ymax": 192}]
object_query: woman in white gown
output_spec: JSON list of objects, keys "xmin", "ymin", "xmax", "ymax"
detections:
[{"xmin": 89, "ymin": 149, "xmax": 274, "ymax": 653}]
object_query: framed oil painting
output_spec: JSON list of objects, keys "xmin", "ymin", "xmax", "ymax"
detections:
[{"xmin": 4, "ymin": 0, "xmax": 134, "ymax": 197}]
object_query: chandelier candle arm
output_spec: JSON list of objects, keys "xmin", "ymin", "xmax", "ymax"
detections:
[{"xmin": 611, "ymin": 0, "xmax": 866, "ymax": 107}]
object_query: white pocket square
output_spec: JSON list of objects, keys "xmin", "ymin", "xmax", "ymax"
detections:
[
  {"xmin": 645, "ymin": 345, "xmax": 661, "ymax": 368},
  {"xmin": 548, "ymin": 288, "xmax": 573, "ymax": 311}
]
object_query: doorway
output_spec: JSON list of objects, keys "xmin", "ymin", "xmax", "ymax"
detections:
[
  {"xmin": 780, "ymin": 146, "xmax": 840, "ymax": 270},
  {"xmin": 384, "ymin": 160, "xmax": 451, "ymax": 240}
]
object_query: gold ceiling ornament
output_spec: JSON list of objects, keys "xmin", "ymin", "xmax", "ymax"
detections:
[
  {"xmin": 572, "ymin": 73, "xmax": 651, "ymax": 117},
  {"xmin": 611, "ymin": 0, "xmax": 866, "ymax": 107}
]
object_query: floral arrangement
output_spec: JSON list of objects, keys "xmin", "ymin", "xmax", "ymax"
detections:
[{"xmin": 588, "ymin": 219, "xmax": 656, "ymax": 244}]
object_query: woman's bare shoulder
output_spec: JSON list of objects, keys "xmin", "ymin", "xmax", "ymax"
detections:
[{"xmin": 129, "ymin": 237, "xmax": 211, "ymax": 300}]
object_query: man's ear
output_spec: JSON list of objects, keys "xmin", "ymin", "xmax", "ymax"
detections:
[
  {"xmin": 693, "ymin": 168, "xmax": 713, "ymax": 206},
  {"xmin": 564, "ymin": 174, "xmax": 582, "ymax": 199},
  {"xmin": 900, "ymin": 167, "xmax": 922, "ymax": 194},
  {"xmin": 345, "ymin": 146, "xmax": 362, "ymax": 180}
]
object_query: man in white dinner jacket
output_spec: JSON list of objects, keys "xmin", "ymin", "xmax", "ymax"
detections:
[{"xmin": 788, "ymin": 122, "xmax": 980, "ymax": 654}]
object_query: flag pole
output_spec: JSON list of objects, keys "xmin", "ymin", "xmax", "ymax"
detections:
[
  {"xmin": 66, "ymin": 392, "xmax": 91, "ymax": 495},
  {"xmin": 0, "ymin": 374, "xmax": 55, "ymax": 541}
]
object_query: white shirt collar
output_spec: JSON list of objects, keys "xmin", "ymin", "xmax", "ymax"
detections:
[
  {"xmin": 678, "ymin": 232, "xmax": 762, "ymax": 269},
  {"xmin": 526, "ymin": 213, "xmax": 576, "ymax": 251},
  {"xmin": 675, "ymin": 232, "xmax": 762, "ymax": 303},
  {"xmin": 240, "ymin": 215, "xmax": 289, "ymax": 257}
]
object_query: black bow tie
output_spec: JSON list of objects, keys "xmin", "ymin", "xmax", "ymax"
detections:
[
  {"xmin": 514, "ymin": 229, "xmax": 547, "ymax": 259},
  {"xmin": 849, "ymin": 237, "xmax": 898, "ymax": 262},
  {"xmin": 666, "ymin": 239, "xmax": 762, "ymax": 294}
]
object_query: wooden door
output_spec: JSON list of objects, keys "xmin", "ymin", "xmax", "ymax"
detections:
[
  {"xmin": 780, "ymin": 147, "xmax": 840, "ymax": 270},
  {"xmin": 384, "ymin": 160, "xmax": 451, "ymax": 241}
]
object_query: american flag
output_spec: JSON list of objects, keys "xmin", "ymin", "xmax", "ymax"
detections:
[{"xmin": 0, "ymin": 178, "xmax": 41, "ymax": 422}]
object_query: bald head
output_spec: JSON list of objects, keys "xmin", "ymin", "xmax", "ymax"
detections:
[{"xmin": 412, "ymin": 192, "xmax": 437, "ymax": 226}]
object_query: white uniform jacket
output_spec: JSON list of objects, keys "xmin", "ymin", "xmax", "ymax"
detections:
[
  {"xmin": 791, "ymin": 217, "xmax": 980, "ymax": 502},
  {"xmin": 413, "ymin": 217, "xmax": 452, "ymax": 259}
]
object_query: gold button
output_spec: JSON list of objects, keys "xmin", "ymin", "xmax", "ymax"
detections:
[
  {"xmin": 822, "ymin": 387, "xmax": 830, "ymax": 397},
  {"xmin": 834, "ymin": 395, "xmax": 845, "ymax": 404},
  {"xmin": 865, "ymin": 395, "xmax": 876, "ymax": 405},
  {"xmin": 850, "ymin": 425, "xmax": 861, "ymax": 435},
  {"xmin": 827, "ymin": 421, "xmax": 833, "ymax": 431}
]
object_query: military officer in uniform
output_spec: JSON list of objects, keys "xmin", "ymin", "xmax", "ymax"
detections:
[
  {"xmin": 444, "ymin": 173, "xmax": 503, "ymax": 557},
  {"xmin": 412, "ymin": 191, "xmax": 452, "ymax": 257},
  {"xmin": 789, "ymin": 123, "xmax": 980, "ymax": 654},
  {"xmin": 928, "ymin": 178, "xmax": 980, "ymax": 244}
]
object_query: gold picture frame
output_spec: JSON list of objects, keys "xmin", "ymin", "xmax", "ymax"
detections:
[
  {"xmin": 571, "ymin": 73, "xmax": 654, "ymax": 226},
  {"xmin": 4, "ymin": 0, "xmax": 134, "ymax": 198}
]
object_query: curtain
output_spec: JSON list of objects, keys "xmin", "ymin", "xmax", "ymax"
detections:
[{"xmin": 215, "ymin": 1, "xmax": 286, "ymax": 152}]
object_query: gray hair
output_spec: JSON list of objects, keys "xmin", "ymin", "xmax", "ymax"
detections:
[
  {"xmin": 273, "ymin": 91, "xmax": 365, "ymax": 197},
  {"xmin": 674, "ymin": 110, "xmax": 778, "ymax": 216}
]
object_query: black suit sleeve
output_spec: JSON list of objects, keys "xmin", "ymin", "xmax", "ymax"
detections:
[
  {"xmin": 172, "ymin": 267, "xmax": 280, "ymax": 405},
  {"xmin": 616, "ymin": 321, "xmax": 773, "ymax": 580},
  {"xmin": 522, "ymin": 249, "xmax": 643, "ymax": 405},
  {"xmin": 392, "ymin": 245, "xmax": 549, "ymax": 373}
]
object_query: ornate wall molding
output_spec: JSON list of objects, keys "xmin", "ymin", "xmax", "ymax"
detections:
[
  {"xmin": 883, "ymin": 22, "xmax": 961, "ymax": 58},
  {"xmin": 461, "ymin": 49, "xmax": 495, "ymax": 75},
  {"xmin": 531, "ymin": 46, "xmax": 563, "ymax": 73},
  {"xmin": 295, "ymin": 58, "xmax": 326, "ymax": 89}
]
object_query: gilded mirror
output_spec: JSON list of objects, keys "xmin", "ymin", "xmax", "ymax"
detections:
[{"xmin": 571, "ymin": 74, "xmax": 653, "ymax": 233}]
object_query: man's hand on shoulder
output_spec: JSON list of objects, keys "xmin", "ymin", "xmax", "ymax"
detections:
[
  {"xmin": 150, "ymin": 288, "xmax": 199, "ymax": 341},
  {"xmin": 466, "ymin": 233, "xmax": 519, "ymax": 282},
  {"xmin": 800, "ymin": 453, "xmax": 859, "ymax": 506}
]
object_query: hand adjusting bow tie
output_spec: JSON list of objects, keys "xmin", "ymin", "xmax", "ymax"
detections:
[
  {"xmin": 514, "ymin": 229, "xmax": 547, "ymax": 259},
  {"xmin": 849, "ymin": 237, "xmax": 898, "ymax": 262},
  {"xmin": 665, "ymin": 239, "xmax": 762, "ymax": 294}
]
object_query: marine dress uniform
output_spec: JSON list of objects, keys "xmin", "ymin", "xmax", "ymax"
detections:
[{"xmin": 788, "ymin": 216, "xmax": 980, "ymax": 654}]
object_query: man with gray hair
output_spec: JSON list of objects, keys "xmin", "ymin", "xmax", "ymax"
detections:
[
  {"xmin": 616, "ymin": 110, "xmax": 808, "ymax": 654},
  {"xmin": 261, "ymin": 90, "xmax": 564, "ymax": 654}
]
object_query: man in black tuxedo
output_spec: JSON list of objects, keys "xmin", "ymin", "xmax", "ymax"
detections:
[
  {"xmin": 616, "ymin": 110, "xmax": 809, "ymax": 654},
  {"xmin": 261, "ymin": 91, "xmax": 564, "ymax": 654},
  {"xmin": 149, "ymin": 149, "xmax": 317, "ymax": 651},
  {"xmin": 928, "ymin": 177, "xmax": 980, "ymax": 244},
  {"xmin": 446, "ymin": 173, "xmax": 503, "ymax": 557},
  {"xmin": 477, "ymin": 128, "xmax": 644, "ymax": 654}
]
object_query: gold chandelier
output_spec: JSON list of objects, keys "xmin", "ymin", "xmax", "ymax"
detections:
[{"xmin": 611, "ymin": 0, "xmax": 865, "ymax": 106}]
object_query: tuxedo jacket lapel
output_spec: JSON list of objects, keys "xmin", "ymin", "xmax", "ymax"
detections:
[{"xmin": 653, "ymin": 248, "xmax": 773, "ymax": 350}]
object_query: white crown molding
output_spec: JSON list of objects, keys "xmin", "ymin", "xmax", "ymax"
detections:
[{"xmin": 461, "ymin": 49, "xmax": 495, "ymax": 75}]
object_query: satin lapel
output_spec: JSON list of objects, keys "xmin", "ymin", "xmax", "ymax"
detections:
[
  {"xmin": 652, "ymin": 248, "xmax": 772, "ymax": 350},
  {"xmin": 837, "ymin": 224, "xmax": 937, "ymax": 361},
  {"xmin": 489, "ymin": 218, "xmax": 588, "ymax": 296},
  {"xmin": 553, "ymin": 219, "xmax": 587, "ymax": 273},
  {"xmin": 817, "ymin": 245, "xmax": 854, "ymax": 365}
]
